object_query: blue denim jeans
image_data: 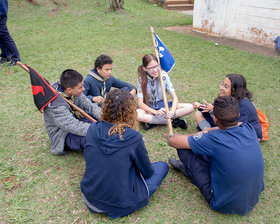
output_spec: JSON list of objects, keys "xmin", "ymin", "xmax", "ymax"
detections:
[
  {"xmin": 0, "ymin": 15, "xmax": 20, "ymax": 61},
  {"xmin": 145, "ymin": 161, "xmax": 169, "ymax": 197}
]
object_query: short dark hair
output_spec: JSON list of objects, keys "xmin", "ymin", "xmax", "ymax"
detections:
[
  {"xmin": 227, "ymin": 74, "xmax": 252, "ymax": 101},
  {"xmin": 60, "ymin": 69, "xmax": 83, "ymax": 90},
  {"xmin": 213, "ymin": 96, "xmax": 239, "ymax": 128},
  {"xmin": 94, "ymin": 54, "xmax": 113, "ymax": 70}
]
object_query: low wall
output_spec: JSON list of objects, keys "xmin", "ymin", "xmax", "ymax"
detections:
[{"xmin": 193, "ymin": 0, "xmax": 280, "ymax": 48}]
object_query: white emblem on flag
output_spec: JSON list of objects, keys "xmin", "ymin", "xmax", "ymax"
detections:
[{"xmin": 153, "ymin": 33, "xmax": 175, "ymax": 73}]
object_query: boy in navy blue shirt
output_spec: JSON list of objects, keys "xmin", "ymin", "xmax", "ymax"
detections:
[
  {"xmin": 168, "ymin": 96, "xmax": 264, "ymax": 215},
  {"xmin": 83, "ymin": 54, "xmax": 136, "ymax": 106}
]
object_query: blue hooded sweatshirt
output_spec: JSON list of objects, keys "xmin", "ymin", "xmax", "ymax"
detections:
[{"xmin": 80, "ymin": 121, "xmax": 154, "ymax": 218}]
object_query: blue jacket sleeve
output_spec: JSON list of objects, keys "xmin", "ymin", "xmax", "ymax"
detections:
[
  {"xmin": 134, "ymin": 138, "xmax": 154, "ymax": 178},
  {"xmin": 83, "ymin": 76, "xmax": 103, "ymax": 101},
  {"xmin": 83, "ymin": 78, "xmax": 94, "ymax": 101},
  {"xmin": 111, "ymin": 76, "xmax": 137, "ymax": 91},
  {"xmin": 238, "ymin": 105, "xmax": 248, "ymax": 123}
]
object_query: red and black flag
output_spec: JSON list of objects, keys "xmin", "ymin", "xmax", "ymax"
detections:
[{"xmin": 27, "ymin": 65, "xmax": 58, "ymax": 112}]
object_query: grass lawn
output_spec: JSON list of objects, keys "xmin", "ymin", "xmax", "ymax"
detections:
[{"xmin": 0, "ymin": 0, "xmax": 279, "ymax": 223}]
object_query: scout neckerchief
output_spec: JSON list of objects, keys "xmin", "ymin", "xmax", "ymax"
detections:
[
  {"xmin": 89, "ymin": 69, "xmax": 108, "ymax": 98},
  {"xmin": 56, "ymin": 83, "xmax": 83, "ymax": 119},
  {"xmin": 146, "ymin": 73, "xmax": 158, "ymax": 108}
]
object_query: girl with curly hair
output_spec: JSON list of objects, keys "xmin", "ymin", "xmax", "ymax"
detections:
[
  {"xmin": 80, "ymin": 89, "xmax": 169, "ymax": 219},
  {"xmin": 137, "ymin": 54, "xmax": 194, "ymax": 130}
]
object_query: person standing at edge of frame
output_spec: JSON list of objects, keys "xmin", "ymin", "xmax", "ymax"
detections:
[{"xmin": 0, "ymin": 0, "xmax": 21, "ymax": 66}]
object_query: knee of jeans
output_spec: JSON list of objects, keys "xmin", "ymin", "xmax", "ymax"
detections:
[{"xmin": 153, "ymin": 161, "xmax": 169, "ymax": 173}]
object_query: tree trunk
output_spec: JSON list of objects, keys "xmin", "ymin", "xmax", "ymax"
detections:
[{"xmin": 109, "ymin": 0, "xmax": 124, "ymax": 10}]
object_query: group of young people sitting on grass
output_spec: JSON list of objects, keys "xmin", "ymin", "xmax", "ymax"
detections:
[{"xmin": 43, "ymin": 54, "xmax": 264, "ymax": 218}]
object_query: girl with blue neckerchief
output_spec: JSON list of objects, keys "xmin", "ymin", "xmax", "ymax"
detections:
[{"xmin": 137, "ymin": 54, "xmax": 194, "ymax": 130}]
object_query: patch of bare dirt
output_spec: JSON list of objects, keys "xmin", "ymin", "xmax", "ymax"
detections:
[
  {"xmin": 1, "ymin": 176, "xmax": 22, "ymax": 191},
  {"xmin": 164, "ymin": 25, "xmax": 278, "ymax": 58}
]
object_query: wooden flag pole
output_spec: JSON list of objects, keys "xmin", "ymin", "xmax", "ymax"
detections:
[
  {"xmin": 150, "ymin": 27, "xmax": 173, "ymax": 136},
  {"xmin": 17, "ymin": 61, "xmax": 96, "ymax": 122}
]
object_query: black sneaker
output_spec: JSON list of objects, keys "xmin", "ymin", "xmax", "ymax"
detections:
[
  {"xmin": 8, "ymin": 60, "xmax": 17, "ymax": 66},
  {"xmin": 172, "ymin": 118, "xmax": 188, "ymax": 129},
  {"xmin": 168, "ymin": 157, "xmax": 189, "ymax": 178},
  {"xmin": 0, "ymin": 58, "xmax": 7, "ymax": 64},
  {"xmin": 178, "ymin": 118, "xmax": 188, "ymax": 129},
  {"xmin": 142, "ymin": 122, "xmax": 157, "ymax": 130},
  {"xmin": 172, "ymin": 118, "xmax": 179, "ymax": 128},
  {"xmin": 0, "ymin": 57, "xmax": 11, "ymax": 64}
]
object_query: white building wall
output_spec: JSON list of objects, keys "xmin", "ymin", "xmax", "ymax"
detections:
[{"xmin": 193, "ymin": 0, "xmax": 280, "ymax": 48}]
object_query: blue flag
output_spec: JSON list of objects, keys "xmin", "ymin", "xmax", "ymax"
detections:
[{"xmin": 153, "ymin": 33, "xmax": 175, "ymax": 73}]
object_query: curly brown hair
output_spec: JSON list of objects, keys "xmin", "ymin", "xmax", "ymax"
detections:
[{"xmin": 101, "ymin": 89, "xmax": 139, "ymax": 139}]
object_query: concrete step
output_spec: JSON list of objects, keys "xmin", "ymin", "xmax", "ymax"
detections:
[
  {"xmin": 165, "ymin": 3, "xmax": 194, "ymax": 10},
  {"xmin": 166, "ymin": 0, "xmax": 192, "ymax": 4}
]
